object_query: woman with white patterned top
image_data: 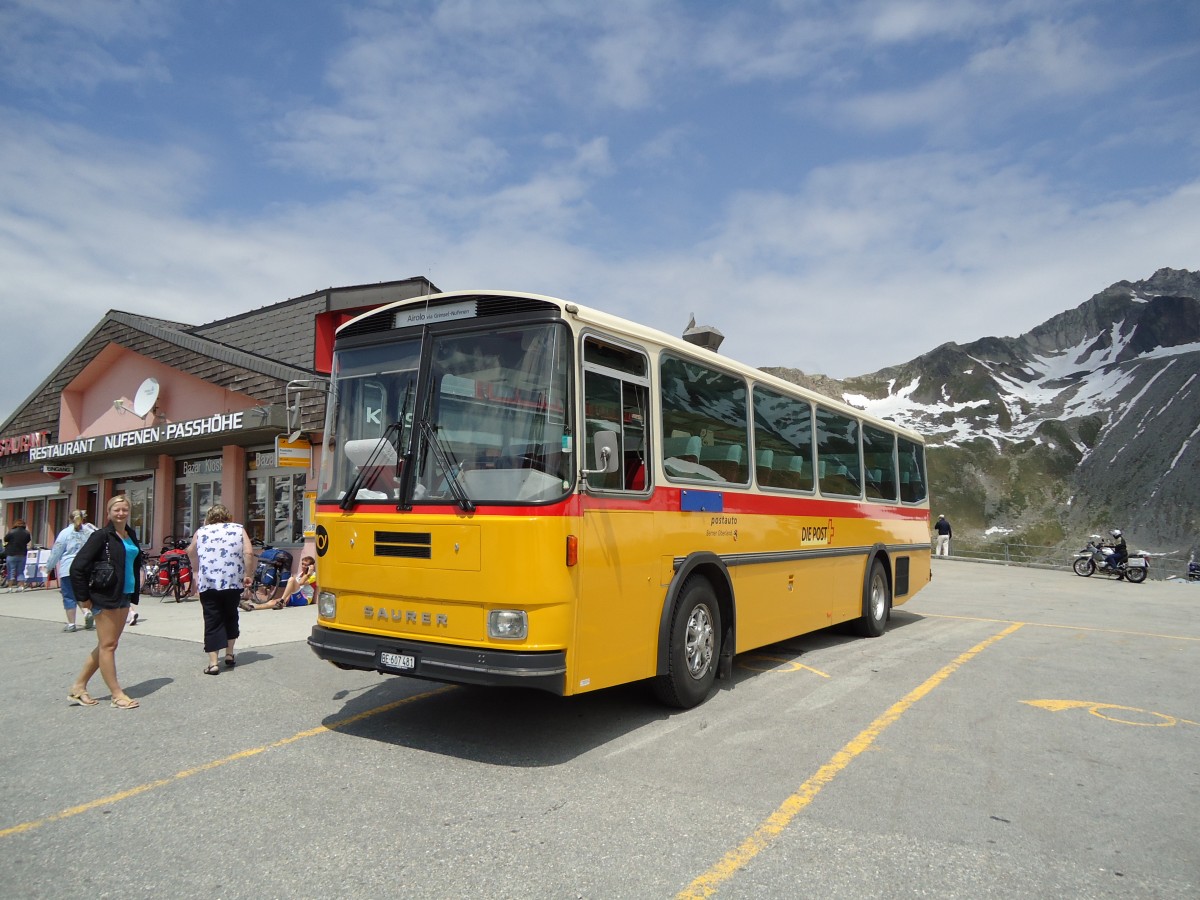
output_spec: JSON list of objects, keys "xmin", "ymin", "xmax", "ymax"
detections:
[{"xmin": 186, "ymin": 504, "xmax": 255, "ymax": 675}]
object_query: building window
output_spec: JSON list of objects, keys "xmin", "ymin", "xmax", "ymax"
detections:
[
  {"xmin": 174, "ymin": 456, "xmax": 223, "ymax": 542},
  {"xmin": 246, "ymin": 448, "xmax": 306, "ymax": 546}
]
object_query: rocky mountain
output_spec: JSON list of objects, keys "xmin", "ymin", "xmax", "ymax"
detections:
[{"xmin": 765, "ymin": 268, "xmax": 1200, "ymax": 558}]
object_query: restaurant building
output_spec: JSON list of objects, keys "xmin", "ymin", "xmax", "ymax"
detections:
[{"xmin": 0, "ymin": 277, "xmax": 438, "ymax": 567}]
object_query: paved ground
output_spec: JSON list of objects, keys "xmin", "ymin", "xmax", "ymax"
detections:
[
  {"xmin": 0, "ymin": 560, "xmax": 1197, "ymax": 899},
  {"xmin": 0, "ymin": 582, "xmax": 315, "ymax": 647}
]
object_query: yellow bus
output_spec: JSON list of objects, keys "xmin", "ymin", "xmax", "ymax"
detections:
[{"xmin": 307, "ymin": 291, "xmax": 931, "ymax": 708}]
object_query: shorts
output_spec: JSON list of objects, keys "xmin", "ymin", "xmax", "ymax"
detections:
[
  {"xmin": 284, "ymin": 591, "xmax": 310, "ymax": 607},
  {"xmin": 61, "ymin": 576, "xmax": 78, "ymax": 609},
  {"xmin": 87, "ymin": 592, "xmax": 135, "ymax": 611}
]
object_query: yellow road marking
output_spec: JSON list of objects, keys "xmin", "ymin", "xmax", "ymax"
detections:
[
  {"xmin": 0, "ymin": 685, "xmax": 455, "ymax": 840},
  {"xmin": 738, "ymin": 655, "xmax": 830, "ymax": 678},
  {"xmin": 678, "ymin": 622, "xmax": 1024, "ymax": 899},
  {"xmin": 1023, "ymin": 699, "xmax": 1200, "ymax": 727},
  {"xmin": 922, "ymin": 612, "xmax": 1200, "ymax": 642}
]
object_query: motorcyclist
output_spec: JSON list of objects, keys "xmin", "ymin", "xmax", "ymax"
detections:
[{"xmin": 1108, "ymin": 529, "xmax": 1128, "ymax": 570}]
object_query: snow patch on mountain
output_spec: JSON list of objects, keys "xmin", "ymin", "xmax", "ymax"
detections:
[{"xmin": 844, "ymin": 320, "xmax": 1200, "ymax": 451}]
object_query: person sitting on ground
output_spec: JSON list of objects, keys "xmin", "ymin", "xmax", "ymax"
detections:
[{"xmin": 241, "ymin": 555, "xmax": 316, "ymax": 610}]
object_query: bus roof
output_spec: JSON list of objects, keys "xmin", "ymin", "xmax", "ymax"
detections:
[{"xmin": 336, "ymin": 289, "xmax": 925, "ymax": 444}]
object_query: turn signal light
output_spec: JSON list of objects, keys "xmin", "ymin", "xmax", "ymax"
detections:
[{"xmin": 566, "ymin": 534, "xmax": 578, "ymax": 567}]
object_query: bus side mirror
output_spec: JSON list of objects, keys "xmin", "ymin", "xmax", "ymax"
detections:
[{"xmin": 583, "ymin": 430, "xmax": 620, "ymax": 476}]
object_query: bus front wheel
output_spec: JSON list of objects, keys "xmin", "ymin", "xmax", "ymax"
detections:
[
  {"xmin": 653, "ymin": 577, "xmax": 721, "ymax": 709},
  {"xmin": 853, "ymin": 559, "xmax": 890, "ymax": 638}
]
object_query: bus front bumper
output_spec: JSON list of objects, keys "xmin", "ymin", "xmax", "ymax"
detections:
[{"xmin": 308, "ymin": 624, "xmax": 567, "ymax": 695}]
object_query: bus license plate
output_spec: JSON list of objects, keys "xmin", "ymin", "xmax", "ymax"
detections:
[{"xmin": 380, "ymin": 651, "xmax": 416, "ymax": 671}]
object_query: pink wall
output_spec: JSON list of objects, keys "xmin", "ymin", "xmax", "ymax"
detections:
[{"xmin": 59, "ymin": 346, "xmax": 261, "ymax": 441}]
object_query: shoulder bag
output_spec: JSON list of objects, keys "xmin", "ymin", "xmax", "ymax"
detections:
[{"xmin": 89, "ymin": 540, "xmax": 118, "ymax": 592}]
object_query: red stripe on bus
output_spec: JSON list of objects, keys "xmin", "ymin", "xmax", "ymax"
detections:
[{"xmin": 317, "ymin": 490, "xmax": 927, "ymax": 521}]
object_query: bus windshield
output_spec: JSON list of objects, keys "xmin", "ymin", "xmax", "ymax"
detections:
[
  {"xmin": 319, "ymin": 322, "xmax": 573, "ymax": 506},
  {"xmin": 318, "ymin": 339, "xmax": 421, "ymax": 505}
]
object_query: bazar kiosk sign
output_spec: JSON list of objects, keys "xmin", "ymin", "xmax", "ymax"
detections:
[{"xmin": 28, "ymin": 412, "xmax": 250, "ymax": 462}]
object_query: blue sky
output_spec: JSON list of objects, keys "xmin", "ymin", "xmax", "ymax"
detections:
[{"xmin": 2, "ymin": 0, "xmax": 1198, "ymax": 423}]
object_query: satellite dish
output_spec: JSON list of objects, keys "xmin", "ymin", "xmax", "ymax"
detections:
[{"xmin": 132, "ymin": 377, "xmax": 160, "ymax": 418}]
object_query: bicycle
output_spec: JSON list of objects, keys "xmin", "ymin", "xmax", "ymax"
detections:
[
  {"xmin": 142, "ymin": 536, "xmax": 193, "ymax": 602},
  {"xmin": 243, "ymin": 540, "xmax": 293, "ymax": 605},
  {"xmin": 141, "ymin": 557, "xmax": 168, "ymax": 598}
]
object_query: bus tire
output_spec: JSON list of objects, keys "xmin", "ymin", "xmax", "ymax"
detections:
[
  {"xmin": 853, "ymin": 558, "xmax": 889, "ymax": 638},
  {"xmin": 653, "ymin": 576, "xmax": 721, "ymax": 709}
]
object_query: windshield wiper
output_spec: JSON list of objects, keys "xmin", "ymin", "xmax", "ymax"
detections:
[
  {"xmin": 420, "ymin": 419, "xmax": 475, "ymax": 512},
  {"xmin": 340, "ymin": 419, "xmax": 404, "ymax": 510}
]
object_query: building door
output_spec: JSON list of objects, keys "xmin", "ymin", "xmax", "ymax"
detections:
[
  {"xmin": 114, "ymin": 475, "xmax": 154, "ymax": 548},
  {"xmin": 173, "ymin": 456, "xmax": 223, "ymax": 542},
  {"xmin": 84, "ymin": 485, "xmax": 100, "ymax": 526}
]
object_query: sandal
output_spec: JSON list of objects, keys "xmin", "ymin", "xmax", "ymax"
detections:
[
  {"xmin": 111, "ymin": 696, "xmax": 140, "ymax": 709},
  {"xmin": 68, "ymin": 690, "xmax": 99, "ymax": 707},
  {"xmin": 224, "ymin": 655, "xmax": 236, "ymax": 668},
  {"xmin": 203, "ymin": 664, "xmax": 220, "ymax": 675}
]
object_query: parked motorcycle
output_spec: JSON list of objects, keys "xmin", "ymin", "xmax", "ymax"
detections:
[
  {"xmin": 1072, "ymin": 535, "xmax": 1149, "ymax": 584},
  {"xmin": 1169, "ymin": 552, "xmax": 1200, "ymax": 583}
]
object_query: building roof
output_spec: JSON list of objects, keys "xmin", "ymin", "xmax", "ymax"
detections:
[{"xmin": 0, "ymin": 277, "xmax": 438, "ymax": 473}]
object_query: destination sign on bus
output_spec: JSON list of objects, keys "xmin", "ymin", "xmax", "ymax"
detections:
[{"xmin": 392, "ymin": 300, "xmax": 476, "ymax": 328}]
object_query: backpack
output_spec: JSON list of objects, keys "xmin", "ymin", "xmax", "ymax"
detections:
[{"xmin": 257, "ymin": 548, "xmax": 294, "ymax": 586}]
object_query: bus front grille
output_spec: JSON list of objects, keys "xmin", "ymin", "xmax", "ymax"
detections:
[{"xmin": 375, "ymin": 531, "xmax": 432, "ymax": 559}]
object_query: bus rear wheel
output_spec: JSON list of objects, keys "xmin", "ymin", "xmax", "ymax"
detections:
[
  {"xmin": 853, "ymin": 559, "xmax": 890, "ymax": 638},
  {"xmin": 653, "ymin": 577, "xmax": 721, "ymax": 709}
]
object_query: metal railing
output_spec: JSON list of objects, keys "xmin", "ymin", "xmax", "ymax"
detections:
[{"xmin": 941, "ymin": 542, "xmax": 1198, "ymax": 582}]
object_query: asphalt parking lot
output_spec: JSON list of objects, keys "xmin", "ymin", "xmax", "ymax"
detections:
[{"xmin": 1, "ymin": 560, "xmax": 1197, "ymax": 899}]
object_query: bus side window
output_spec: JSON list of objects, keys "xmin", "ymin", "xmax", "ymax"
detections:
[
  {"xmin": 660, "ymin": 356, "xmax": 749, "ymax": 485},
  {"xmin": 815, "ymin": 407, "xmax": 862, "ymax": 498},
  {"xmin": 583, "ymin": 337, "xmax": 650, "ymax": 493},
  {"xmin": 863, "ymin": 425, "xmax": 898, "ymax": 501},
  {"xmin": 752, "ymin": 386, "xmax": 814, "ymax": 492},
  {"xmin": 898, "ymin": 438, "xmax": 927, "ymax": 502}
]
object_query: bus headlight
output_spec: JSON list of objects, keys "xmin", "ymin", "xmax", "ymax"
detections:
[
  {"xmin": 487, "ymin": 609, "xmax": 527, "ymax": 640},
  {"xmin": 317, "ymin": 591, "xmax": 337, "ymax": 618}
]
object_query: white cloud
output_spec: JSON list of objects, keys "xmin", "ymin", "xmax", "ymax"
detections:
[
  {"xmin": 1, "ymin": 0, "xmax": 1198, "ymax": 424},
  {"xmin": 0, "ymin": 0, "xmax": 172, "ymax": 93}
]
